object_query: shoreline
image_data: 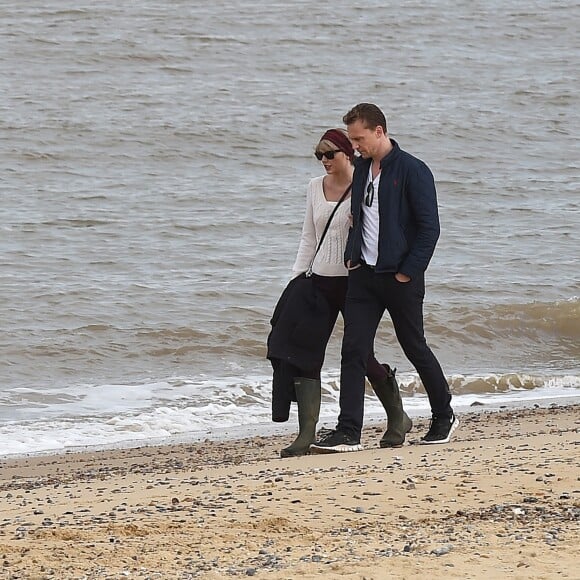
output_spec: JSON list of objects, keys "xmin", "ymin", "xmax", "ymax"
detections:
[
  {"xmin": 1, "ymin": 404, "xmax": 579, "ymax": 578},
  {"xmin": 2, "ymin": 393, "xmax": 579, "ymax": 462}
]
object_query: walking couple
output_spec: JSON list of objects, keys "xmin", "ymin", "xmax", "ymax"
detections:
[{"xmin": 267, "ymin": 103, "xmax": 459, "ymax": 457}]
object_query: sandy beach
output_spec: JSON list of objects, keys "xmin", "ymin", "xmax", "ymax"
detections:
[{"xmin": 1, "ymin": 404, "xmax": 578, "ymax": 579}]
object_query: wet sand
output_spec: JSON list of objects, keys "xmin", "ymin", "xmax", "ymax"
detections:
[{"xmin": 1, "ymin": 405, "xmax": 578, "ymax": 579}]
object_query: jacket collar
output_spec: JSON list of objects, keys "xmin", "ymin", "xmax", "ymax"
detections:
[
  {"xmin": 353, "ymin": 138, "xmax": 400, "ymax": 172},
  {"xmin": 379, "ymin": 138, "xmax": 400, "ymax": 168}
]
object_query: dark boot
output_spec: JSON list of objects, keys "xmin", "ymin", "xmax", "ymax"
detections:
[
  {"xmin": 280, "ymin": 378, "xmax": 321, "ymax": 458},
  {"xmin": 371, "ymin": 365, "xmax": 412, "ymax": 448}
]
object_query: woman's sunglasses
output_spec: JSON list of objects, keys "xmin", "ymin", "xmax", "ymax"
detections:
[{"xmin": 315, "ymin": 150, "xmax": 341, "ymax": 161}]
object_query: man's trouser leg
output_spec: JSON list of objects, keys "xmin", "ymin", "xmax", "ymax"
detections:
[
  {"xmin": 383, "ymin": 273, "xmax": 452, "ymax": 417},
  {"xmin": 337, "ymin": 266, "xmax": 385, "ymax": 438}
]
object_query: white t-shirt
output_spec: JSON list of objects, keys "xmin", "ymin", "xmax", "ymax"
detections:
[
  {"xmin": 361, "ymin": 168, "xmax": 381, "ymax": 266},
  {"xmin": 292, "ymin": 175, "xmax": 352, "ymax": 278}
]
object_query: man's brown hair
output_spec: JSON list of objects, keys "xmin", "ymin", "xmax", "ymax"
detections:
[{"xmin": 343, "ymin": 103, "xmax": 387, "ymax": 133}]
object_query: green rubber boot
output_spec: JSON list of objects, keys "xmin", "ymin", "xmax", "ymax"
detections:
[
  {"xmin": 371, "ymin": 365, "xmax": 412, "ymax": 448},
  {"xmin": 280, "ymin": 378, "xmax": 321, "ymax": 458}
]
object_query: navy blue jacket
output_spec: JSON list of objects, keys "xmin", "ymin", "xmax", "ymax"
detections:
[{"xmin": 344, "ymin": 139, "xmax": 440, "ymax": 278}]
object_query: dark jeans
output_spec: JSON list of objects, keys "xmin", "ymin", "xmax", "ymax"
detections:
[
  {"xmin": 337, "ymin": 264, "xmax": 452, "ymax": 438},
  {"xmin": 282, "ymin": 273, "xmax": 387, "ymax": 382}
]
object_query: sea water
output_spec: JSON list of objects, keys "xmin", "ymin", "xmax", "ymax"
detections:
[{"xmin": 1, "ymin": 0, "xmax": 578, "ymax": 456}]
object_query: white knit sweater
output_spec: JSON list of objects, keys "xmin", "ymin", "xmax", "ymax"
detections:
[{"xmin": 292, "ymin": 175, "xmax": 352, "ymax": 278}]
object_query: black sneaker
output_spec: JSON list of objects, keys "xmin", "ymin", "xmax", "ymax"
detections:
[
  {"xmin": 420, "ymin": 414, "xmax": 459, "ymax": 445},
  {"xmin": 310, "ymin": 429, "xmax": 363, "ymax": 454}
]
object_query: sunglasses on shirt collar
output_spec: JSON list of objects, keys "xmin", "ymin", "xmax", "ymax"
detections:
[
  {"xmin": 314, "ymin": 150, "xmax": 342, "ymax": 161},
  {"xmin": 365, "ymin": 181, "xmax": 375, "ymax": 207}
]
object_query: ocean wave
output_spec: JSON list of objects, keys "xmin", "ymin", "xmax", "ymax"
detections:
[
  {"xmin": 422, "ymin": 297, "xmax": 580, "ymax": 368},
  {"xmin": 432, "ymin": 297, "xmax": 580, "ymax": 341},
  {"xmin": 492, "ymin": 297, "xmax": 579, "ymax": 339}
]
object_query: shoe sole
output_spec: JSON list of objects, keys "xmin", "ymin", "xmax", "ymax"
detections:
[
  {"xmin": 419, "ymin": 416, "xmax": 460, "ymax": 445},
  {"xmin": 309, "ymin": 443, "xmax": 363, "ymax": 454},
  {"xmin": 379, "ymin": 441, "xmax": 404, "ymax": 449},
  {"xmin": 280, "ymin": 448, "xmax": 310, "ymax": 458}
]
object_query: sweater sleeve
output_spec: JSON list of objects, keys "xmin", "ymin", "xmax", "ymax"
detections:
[{"xmin": 291, "ymin": 179, "xmax": 317, "ymax": 278}]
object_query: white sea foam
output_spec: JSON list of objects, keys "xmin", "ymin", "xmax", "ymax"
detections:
[{"xmin": 1, "ymin": 372, "xmax": 578, "ymax": 458}]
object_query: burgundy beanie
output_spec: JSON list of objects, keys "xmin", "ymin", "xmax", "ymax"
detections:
[{"xmin": 320, "ymin": 129, "xmax": 354, "ymax": 161}]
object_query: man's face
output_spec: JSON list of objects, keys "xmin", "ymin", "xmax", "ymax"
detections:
[{"xmin": 347, "ymin": 120, "xmax": 382, "ymax": 159}]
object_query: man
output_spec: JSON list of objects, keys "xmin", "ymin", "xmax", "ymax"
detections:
[{"xmin": 311, "ymin": 103, "xmax": 458, "ymax": 453}]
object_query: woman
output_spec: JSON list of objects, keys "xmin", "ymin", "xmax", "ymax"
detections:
[{"xmin": 268, "ymin": 129, "xmax": 412, "ymax": 457}]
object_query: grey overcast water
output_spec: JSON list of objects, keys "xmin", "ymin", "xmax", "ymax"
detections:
[{"xmin": 1, "ymin": 0, "xmax": 578, "ymax": 455}]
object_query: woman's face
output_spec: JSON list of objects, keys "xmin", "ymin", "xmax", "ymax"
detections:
[{"xmin": 316, "ymin": 148, "xmax": 350, "ymax": 174}]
